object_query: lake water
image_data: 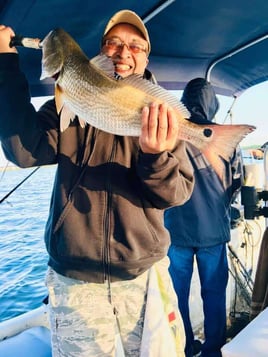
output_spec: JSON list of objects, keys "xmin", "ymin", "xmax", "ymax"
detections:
[{"xmin": 0, "ymin": 165, "xmax": 56, "ymax": 322}]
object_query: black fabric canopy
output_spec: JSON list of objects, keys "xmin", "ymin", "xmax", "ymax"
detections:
[{"xmin": 1, "ymin": 0, "xmax": 268, "ymax": 97}]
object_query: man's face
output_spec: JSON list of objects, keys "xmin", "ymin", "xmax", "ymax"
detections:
[{"xmin": 102, "ymin": 23, "xmax": 149, "ymax": 78}]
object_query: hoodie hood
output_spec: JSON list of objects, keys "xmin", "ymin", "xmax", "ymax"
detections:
[{"xmin": 181, "ymin": 78, "xmax": 219, "ymax": 124}]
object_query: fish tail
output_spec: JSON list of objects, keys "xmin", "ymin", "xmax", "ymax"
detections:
[
  {"xmin": 201, "ymin": 148, "xmax": 226, "ymax": 182},
  {"xmin": 200, "ymin": 124, "xmax": 255, "ymax": 161}
]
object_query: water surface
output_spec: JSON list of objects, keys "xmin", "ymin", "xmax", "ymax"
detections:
[{"xmin": 0, "ymin": 165, "xmax": 56, "ymax": 322}]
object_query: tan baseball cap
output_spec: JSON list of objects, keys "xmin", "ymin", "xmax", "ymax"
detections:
[{"xmin": 103, "ymin": 9, "xmax": 151, "ymax": 53}]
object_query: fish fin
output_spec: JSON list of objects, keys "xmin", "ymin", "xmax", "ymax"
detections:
[
  {"xmin": 90, "ymin": 54, "xmax": 116, "ymax": 79},
  {"xmin": 59, "ymin": 105, "xmax": 77, "ymax": 132},
  {"xmin": 54, "ymin": 84, "xmax": 65, "ymax": 114},
  {"xmin": 78, "ymin": 117, "xmax": 87, "ymax": 128},
  {"xmin": 55, "ymin": 83, "xmax": 87, "ymax": 131},
  {"xmin": 200, "ymin": 123, "xmax": 255, "ymax": 161},
  {"xmin": 202, "ymin": 148, "xmax": 225, "ymax": 182}
]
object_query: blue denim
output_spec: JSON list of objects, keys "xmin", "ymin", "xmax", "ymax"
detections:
[{"xmin": 168, "ymin": 243, "xmax": 228, "ymax": 357}]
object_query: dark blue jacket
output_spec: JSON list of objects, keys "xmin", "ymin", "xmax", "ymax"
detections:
[{"xmin": 164, "ymin": 78, "xmax": 243, "ymax": 248}]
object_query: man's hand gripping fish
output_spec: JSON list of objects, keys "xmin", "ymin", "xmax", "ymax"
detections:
[{"xmin": 40, "ymin": 28, "xmax": 255, "ymax": 176}]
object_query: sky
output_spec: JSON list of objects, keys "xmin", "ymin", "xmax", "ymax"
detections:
[
  {"xmin": 213, "ymin": 81, "xmax": 268, "ymax": 147},
  {"xmin": 0, "ymin": 80, "xmax": 267, "ymax": 167}
]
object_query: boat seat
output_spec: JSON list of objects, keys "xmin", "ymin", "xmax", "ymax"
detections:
[{"xmin": 0, "ymin": 326, "xmax": 51, "ymax": 357}]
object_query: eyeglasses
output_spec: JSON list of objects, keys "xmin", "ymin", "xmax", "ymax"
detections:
[{"xmin": 104, "ymin": 39, "xmax": 147, "ymax": 54}]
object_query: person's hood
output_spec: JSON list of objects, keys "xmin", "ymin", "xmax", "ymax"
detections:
[{"xmin": 181, "ymin": 77, "xmax": 219, "ymax": 124}]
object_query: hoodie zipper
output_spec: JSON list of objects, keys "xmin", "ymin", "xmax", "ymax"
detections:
[{"xmin": 103, "ymin": 138, "xmax": 117, "ymax": 282}]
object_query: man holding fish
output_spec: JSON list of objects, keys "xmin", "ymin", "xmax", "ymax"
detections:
[{"xmin": 0, "ymin": 10, "xmax": 194, "ymax": 356}]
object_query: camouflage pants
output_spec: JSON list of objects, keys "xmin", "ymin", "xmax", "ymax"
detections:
[{"xmin": 46, "ymin": 267, "xmax": 148, "ymax": 357}]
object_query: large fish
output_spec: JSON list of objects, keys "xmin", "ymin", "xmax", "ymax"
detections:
[{"xmin": 40, "ymin": 28, "xmax": 255, "ymax": 176}]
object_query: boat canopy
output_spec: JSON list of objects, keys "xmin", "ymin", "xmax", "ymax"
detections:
[{"xmin": 1, "ymin": 0, "xmax": 268, "ymax": 97}]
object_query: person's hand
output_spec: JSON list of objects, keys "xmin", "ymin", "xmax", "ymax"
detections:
[
  {"xmin": 139, "ymin": 102, "xmax": 179, "ymax": 153},
  {"xmin": 0, "ymin": 25, "xmax": 17, "ymax": 53}
]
